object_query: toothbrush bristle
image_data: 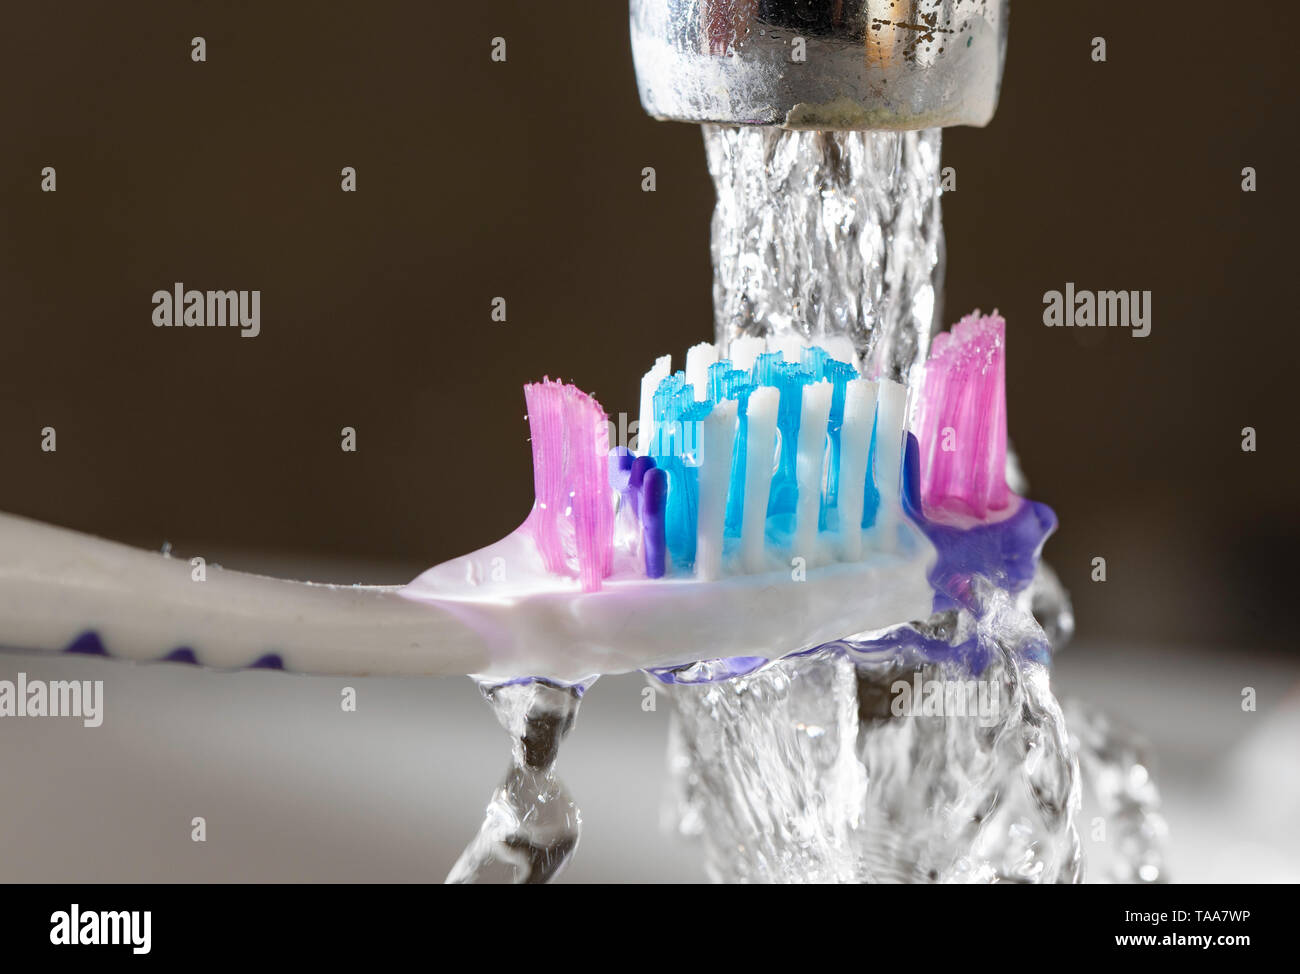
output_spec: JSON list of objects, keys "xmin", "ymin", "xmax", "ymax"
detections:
[
  {"xmin": 520, "ymin": 316, "xmax": 1008, "ymax": 587},
  {"xmin": 639, "ymin": 340, "xmax": 905, "ymax": 578},
  {"xmin": 523, "ymin": 379, "xmax": 615, "ymax": 592},
  {"xmin": 641, "ymin": 466, "xmax": 668, "ymax": 578},
  {"xmin": 914, "ymin": 310, "xmax": 1010, "ymax": 519}
]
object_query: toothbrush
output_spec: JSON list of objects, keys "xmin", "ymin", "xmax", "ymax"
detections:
[
  {"xmin": 0, "ymin": 340, "xmax": 937, "ymax": 684},
  {"xmin": 0, "ymin": 313, "xmax": 1046, "ymax": 684}
]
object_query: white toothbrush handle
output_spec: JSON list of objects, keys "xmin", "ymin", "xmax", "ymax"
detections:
[
  {"xmin": 0, "ymin": 508, "xmax": 937, "ymax": 683},
  {"xmin": 0, "ymin": 512, "xmax": 489, "ymax": 677}
]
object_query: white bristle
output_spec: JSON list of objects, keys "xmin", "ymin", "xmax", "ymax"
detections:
[
  {"xmin": 740, "ymin": 386, "xmax": 780, "ymax": 574},
  {"xmin": 819, "ymin": 335, "xmax": 859, "ymax": 371},
  {"xmin": 793, "ymin": 381, "xmax": 833, "ymax": 564},
  {"xmin": 838, "ymin": 378, "xmax": 878, "ymax": 561},
  {"xmin": 685, "ymin": 342, "xmax": 718, "ymax": 400},
  {"xmin": 638, "ymin": 354, "xmax": 671, "ymax": 455},
  {"xmin": 769, "ymin": 335, "xmax": 806, "ymax": 364},
  {"xmin": 871, "ymin": 380, "xmax": 909, "ymax": 552},
  {"xmin": 728, "ymin": 336, "xmax": 766, "ymax": 372},
  {"xmin": 874, "ymin": 380, "xmax": 907, "ymax": 506},
  {"xmin": 694, "ymin": 399, "xmax": 738, "ymax": 582}
]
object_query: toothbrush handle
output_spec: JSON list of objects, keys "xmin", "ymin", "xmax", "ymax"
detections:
[{"xmin": 0, "ymin": 512, "xmax": 488, "ymax": 677}]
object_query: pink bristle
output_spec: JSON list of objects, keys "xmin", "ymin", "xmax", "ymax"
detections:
[
  {"xmin": 915, "ymin": 310, "xmax": 1010, "ymax": 519},
  {"xmin": 523, "ymin": 379, "xmax": 614, "ymax": 592},
  {"xmin": 523, "ymin": 381, "xmax": 567, "ymax": 576}
]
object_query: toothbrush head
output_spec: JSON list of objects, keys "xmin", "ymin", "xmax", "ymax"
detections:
[
  {"xmin": 402, "ymin": 313, "xmax": 1054, "ymax": 680},
  {"xmin": 400, "ymin": 338, "xmax": 937, "ymax": 681}
]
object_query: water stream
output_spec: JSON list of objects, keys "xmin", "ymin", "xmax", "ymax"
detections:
[
  {"xmin": 450, "ymin": 125, "xmax": 1165, "ymax": 884},
  {"xmin": 446, "ymin": 679, "xmax": 587, "ymax": 883},
  {"xmin": 706, "ymin": 125, "xmax": 944, "ymax": 384}
]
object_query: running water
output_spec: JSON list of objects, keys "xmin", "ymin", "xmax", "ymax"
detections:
[
  {"xmin": 650, "ymin": 125, "xmax": 1163, "ymax": 883},
  {"xmin": 655, "ymin": 588, "xmax": 1085, "ymax": 883},
  {"xmin": 451, "ymin": 125, "xmax": 1165, "ymax": 883},
  {"xmin": 446, "ymin": 679, "xmax": 587, "ymax": 884},
  {"xmin": 705, "ymin": 125, "xmax": 944, "ymax": 384}
]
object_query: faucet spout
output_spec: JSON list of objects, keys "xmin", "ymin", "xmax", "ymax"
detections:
[{"xmin": 630, "ymin": 0, "xmax": 1009, "ymax": 131}]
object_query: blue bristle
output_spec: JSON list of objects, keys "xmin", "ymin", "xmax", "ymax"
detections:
[
  {"xmin": 750, "ymin": 351, "xmax": 804, "ymax": 544},
  {"xmin": 817, "ymin": 358, "xmax": 859, "ymax": 530},
  {"xmin": 752, "ymin": 349, "xmax": 785, "ymax": 386},
  {"xmin": 650, "ymin": 373, "xmax": 688, "ymax": 455},
  {"xmin": 661, "ymin": 457, "xmax": 693, "ymax": 569},
  {"xmin": 644, "ymin": 343, "xmax": 880, "ymax": 574},
  {"xmin": 765, "ymin": 360, "xmax": 813, "ymax": 542},
  {"xmin": 862, "ymin": 411, "xmax": 881, "ymax": 528},
  {"xmin": 706, "ymin": 360, "xmax": 731, "ymax": 403},
  {"xmin": 718, "ymin": 365, "xmax": 756, "ymax": 539},
  {"xmin": 801, "ymin": 345, "xmax": 831, "ymax": 376},
  {"xmin": 649, "ymin": 375, "xmax": 711, "ymax": 570}
]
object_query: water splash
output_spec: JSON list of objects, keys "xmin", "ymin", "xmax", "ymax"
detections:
[
  {"xmin": 656, "ymin": 592, "xmax": 1083, "ymax": 883},
  {"xmin": 1064, "ymin": 697, "xmax": 1168, "ymax": 883},
  {"xmin": 653, "ymin": 484, "xmax": 1159, "ymax": 884},
  {"xmin": 446, "ymin": 678, "xmax": 588, "ymax": 884}
]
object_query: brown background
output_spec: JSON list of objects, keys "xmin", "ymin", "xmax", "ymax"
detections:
[{"xmin": 1, "ymin": 1, "xmax": 1295, "ymax": 654}]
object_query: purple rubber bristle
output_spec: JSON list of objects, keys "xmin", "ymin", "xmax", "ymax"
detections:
[{"xmin": 641, "ymin": 467, "xmax": 668, "ymax": 578}]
